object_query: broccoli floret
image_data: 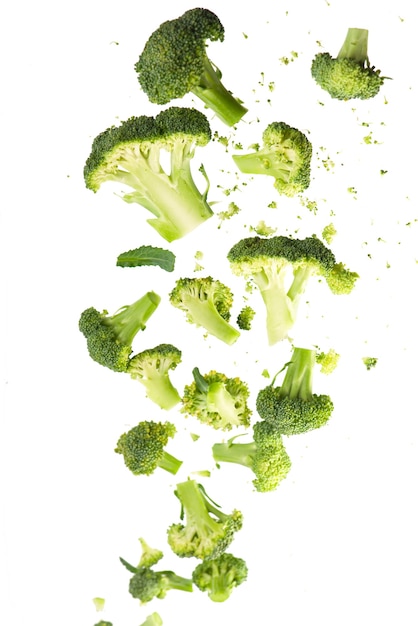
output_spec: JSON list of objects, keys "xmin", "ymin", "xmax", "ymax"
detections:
[
  {"xmin": 212, "ymin": 420, "xmax": 292, "ymax": 493},
  {"xmin": 140, "ymin": 614, "xmax": 163, "ymax": 626},
  {"xmin": 79, "ymin": 292, "xmax": 160, "ymax": 372},
  {"xmin": 121, "ymin": 561, "xmax": 193, "ymax": 604},
  {"xmin": 363, "ymin": 356, "xmax": 378, "ymax": 370},
  {"xmin": 94, "ymin": 622, "xmax": 112, "ymax": 626},
  {"xmin": 167, "ymin": 479, "xmax": 243, "ymax": 560},
  {"xmin": 137, "ymin": 538, "xmax": 164, "ymax": 568},
  {"xmin": 256, "ymin": 347, "xmax": 334, "ymax": 435},
  {"xmin": 232, "ymin": 122, "xmax": 312, "ymax": 197},
  {"xmin": 115, "ymin": 421, "xmax": 182, "ymax": 476},
  {"xmin": 135, "ymin": 8, "xmax": 247, "ymax": 126},
  {"xmin": 311, "ymin": 28, "xmax": 387, "ymax": 100},
  {"xmin": 227, "ymin": 235, "xmax": 358, "ymax": 345},
  {"xmin": 169, "ymin": 277, "xmax": 241, "ymax": 345},
  {"xmin": 84, "ymin": 107, "xmax": 213, "ymax": 242},
  {"xmin": 192, "ymin": 552, "xmax": 248, "ymax": 602},
  {"xmin": 316, "ymin": 348, "xmax": 340, "ymax": 374},
  {"xmin": 127, "ymin": 344, "xmax": 182, "ymax": 410},
  {"xmin": 181, "ymin": 367, "xmax": 252, "ymax": 431},
  {"xmin": 236, "ymin": 305, "xmax": 255, "ymax": 331}
]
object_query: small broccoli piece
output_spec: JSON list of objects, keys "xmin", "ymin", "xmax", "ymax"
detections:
[
  {"xmin": 311, "ymin": 28, "xmax": 387, "ymax": 100},
  {"xmin": 169, "ymin": 277, "xmax": 240, "ymax": 345},
  {"xmin": 316, "ymin": 348, "xmax": 340, "ymax": 374},
  {"xmin": 256, "ymin": 347, "xmax": 334, "ymax": 435},
  {"xmin": 236, "ymin": 305, "xmax": 255, "ymax": 331},
  {"xmin": 94, "ymin": 622, "xmax": 112, "ymax": 626},
  {"xmin": 79, "ymin": 292, "xmax": 160, "ymax": 372},
  {"xmin": 192, "ymin": 552, "xmax": 248, "ymax": 602},
  {"xmin": 135, "ymin": 8, "xmax": 247, "ymax": 126},
  {"xmin": 227, "ymin": 235, "xmax": 358, "ymax": 345},
  {"xmin": 363, "ymin": 356, "xmax": 378, "ymax": 370},
  {"xmin": 232, "ymin": 122, "xmax": 312, "ymax": 197},
  {"xmin": 138, "ymin": 538, "xmax": 164, "ymax": 568},
  {"xmin": 212, "ymin": 420, "xmax": 292, "ymax": 493},
  {"xmin": 84, "ymin": 107, "xmax": 213, "ymax": 242},
  {"xmin": 181, "ymin": 367, "xmax": 252, "ymax": 431},
  {"xmin": 140, "ymin": 614, "xmax": 163, "ymax": 626},
  {"xmin": 167, "ymin": 479, "xmax": 243, "ymax": 560},
  {"xmin": 126, "ymin": 564, "xmax": 193, "ymax": 604},
  {"xmin": 127, "ymin": 344, "xmax": 182, "ymax": 410},
  {"xmin": 115, "ymin": 421, "xmax": 182, "ymax": 476}
]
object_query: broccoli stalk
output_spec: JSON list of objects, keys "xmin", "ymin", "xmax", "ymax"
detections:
[{"xmin": 120, "ymin": 557, "xmax": 193, "ymax": 604}]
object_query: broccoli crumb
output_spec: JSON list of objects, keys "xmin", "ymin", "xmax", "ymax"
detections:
[
  {"xmin": 322, "ymin": 223, "xmax": 337, "ymax": 244},
  {"xmin": 250, "ymin": 220, "xmax": 277, "ymax": 236},
  {"xmin": 363, "ymin": 356, "xmax": 378, "ymax": 370}
]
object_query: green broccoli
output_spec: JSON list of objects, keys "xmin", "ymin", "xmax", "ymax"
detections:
[
  {"xmin": 127, "ymin": 344, "xmax": 182, "ymax": 410},
  {"xmin": 311, "ymin": 28, "xmax": 387, "ymax": 100},
  {"xmin": 192, "ymin": 552, "xmax": 248, "ymax": 602},
  {"xmin": 212, "ymin": 420, "xmax": 292, "ymax": 493},
  {"xmin": 120, "ymin": 556, "xmax": 193, "ymax": 604},
  {"xmin": 167, "ymin": 479, "xmax": 243, "ymax": 560},
  {"xmin": 227, "ymin": 235, "xmax": 358, "ymax": 345},
  {"xmin": 94, "ymin": 622, "xmax": 113, "ymax": 626},
  {"xmin": 232, "ymin": 122, "xmax": 312, "ymax": 197},
  {"xmin": 137, "ymin": 538, "xmax": 164, "ymax": 568},
  {"xmin": 316, "ymin": 348, "xmax": 340, "ymax": 374},
  {"xmin": 115, "ymin": 421, "xmax": 182, "ymax": 476},
  {"xmin": 140, "ymin": 614, "xmax": 163, "ymax": 626},
  {"xmin": 169, "ymin": 277, "xmax": 241, "ymax": 345},
  {"xmin": 79, "ymin": 292, "xmax": 160, "ymax": 372},
  {"xmin": 256, "ymin": 347, "xmax": 334, "ymax": 435},
  {"xmin": 363, "ymin": 356, "xmax": 378, "ymax": 370},
  {"xmin": 236, "ymin": 305, "xmax": 255, "ymax": 331},
  {"xmin": 84, "ymin": 107, "xmax": 213, "ymax": 242},
  {"xmin": 135, "ymin": 8, "xmax": 247, "ymax": 126},
  {"xmin": 181, "ymin": 367, "xmax": 252, "ymax": 431}
]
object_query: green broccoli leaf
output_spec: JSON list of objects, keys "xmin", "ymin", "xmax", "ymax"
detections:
[{"xmin": 116, "ymin": 246, "xmax": 175, "ymax": 272}]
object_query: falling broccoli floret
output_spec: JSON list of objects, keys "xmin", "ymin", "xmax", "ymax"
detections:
[
  {"xmin": 181, "ymin": 367, "xmax": 252, "ymax": 431},
  {"xmin": 127, "ymin": 344, "xmax": 182, "ymax": 410},
  {"xmin": 316, "ymin": 348, "xmax": 340, "ymax": 374},
  {"xmin": 192, "ymin": 552, "xmax": 248, "ymax": 602},
  {"xmin": 115, "ymin": 421, "xmax": 182, "ymax": 476},
  {"xmin": 135, "ymin": 8, "xmax": 247, "ymax": 126},
  {"xmin": 256, "ymin": 347, "xmax": 334, "ymax": 435},
  {"xmin": 167, "ymin": 479, "xmax": 243, "ymax": 560},
  {"xmin": 237, "ymin": 305, "xmax": 256, "ymax": 331},
  {"xmin": 137, "ymin": 538, "xmax": 164, "ymax": 568},
  {"xmin": 322, "ymin": 223, "xmax": 337, "ymax": 244},
  {"xmin": 140, "ymin": 614, "xmax": 163, "ymax": 626},
  {"xmin": 311, "ymin": 28, "xmax": 387, "ymax": 100},
  {"xmin": 79, "ymin": 292, "xmax": 161, "ymax": 372},
  {"xmin": 363, "ymin": 356, "xmax": 378, "ymax": 370},
  {"xmin": 94, "ymin": 622, "xmax": 113, "ymax": 626}
]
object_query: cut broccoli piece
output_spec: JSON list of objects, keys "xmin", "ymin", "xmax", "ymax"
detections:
[
  {"xmin": 120, "ymin": 556, "xmax": 193, "ymax": 604},
  {"xmin": 192, "ymin": 552, "xmax": 248, "ymax": 602},
  {"xmin": 79, "ymin": 292, "xmax": 160, "ymax": 372},
  {"xmin": 135, "ymin": 8, "xmax": 247, "ymax": 126},
  {"xmin": 137, "ymin": 538, "xmax": 164, "ymax": 568},
  {"xmin": 84, "ymin": 107, "xmax": 213, "ymax": 242},
  {"xmin": 363, "ymin": 356, "xmax": 378, "ymax": 370},
  {"xmin": 316, "ymin": 348, "xmax": 340, "ymax": 374},
  {"xmin": 115, "ymin": 421, "xmax": 182, "ymax": 476},
  {"xmin": 94, "ymin": 622, "xmax": 113, "ymax": 626},
  {"xmin": 236, "ymin": 305, "xmax": 255, "ymax": 330},
  {"xmin": 140, "ymin": 614, "xmax": 163, "ymax": 626}
]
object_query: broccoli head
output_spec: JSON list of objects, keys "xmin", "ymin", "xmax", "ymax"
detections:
[
  {"xmin": 84, "ymin": 107, "xmax": 213, "ymax": 242},
  {"xmin": 79, "ymin": 291, "xmax": 160, "ymax": 372},
  {"xmin": 192, "ymin": 552, "xmax": 248, "ymax": 602},
  {"xmin": 115, "ymin": 421, "xmax": 182, "ymax": 476},
  {"xmin": 135, "ymin": 8, "xmax": 247, "ymax": 126},
  {"xmin": 256, "ymin": 347, "xmax": 334, "ymax": 434},
  {"xmin": 181, "ymin": 367, "xmax": 252, "ymax": 431},
  {"xmin": 311, "ymin": 28, "xmax": 387, "ymax": 100},
  {"xmin": 236, "ymin": 305, "xmax": 255, "ymax": 331},
  {"xmin": 169, "ymin": 276, "xmax": 241, "ymax": 345},
  {"xmin": 227, "ymin": 235, "xmax": 358, "ymax": 345},
  {"xmin": 212, "ymin": 420, "xmax": 292, "ymax": 493},
  {"xmin": 122, "ymin": 562, "xmax": 193, "ymax": 604},
  {"xmin": 167, "ymin": 479, "xmax": 243, "ymax": 560},
  {"xmin": 127, "ymin": 344, "xmax": 182, "ymax": 410},
  {"xmin": 232, "ymin": 122, "xmax": 312, "ymax": 197}
]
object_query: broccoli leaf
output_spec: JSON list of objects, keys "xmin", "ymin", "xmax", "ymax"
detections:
[{"xmin": 117, "ymin": 246, "xmax": 175, "ymax": 272}]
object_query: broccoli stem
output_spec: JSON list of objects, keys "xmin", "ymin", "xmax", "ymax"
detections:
[
  {"xmin": 140, "ymin": 376, "xmax": 181, "ymax": 411},
  {"xmin": 212, "ymin": 440, "xmax": 256, "ymax": 468},
  {"xmin": 278, "ymin": 348, "xmax": 315, "ymax": 401},
  {"xmin": 337, "ymin": 28, "xmax": 369, "ymax": 65},
  {"xmin": 157, "ymin": 451, "xmax": 183, "ymax": 475},
  {"xmin": 207, "ymin": 382, "xmax": 242, "ymax": 427},
  {"xmin": 175, "ymin": 480, "xmax": 223, "ymax": 535},
  {"xmin": 160, "ymin": 571, "xmax": 194, "ymax": 593},
  {"xmin": 183, "ymin": 298, "xmax": 240, "ymax": 345},
  {"xmin": 252, "ymin": 271, "xmax": 294, "ymax": 345},
  {"xmin": 107, "ymin": 292, "xmax": 161, "ymax": 346},
  {"xmin": 191, "ymin": 56, "xmax": 247, "ymax": 127}
]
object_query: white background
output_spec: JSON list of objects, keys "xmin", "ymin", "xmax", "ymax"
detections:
[{"xmin": 1, "ymin": 1, "xmax": 417, "ymax": 625}]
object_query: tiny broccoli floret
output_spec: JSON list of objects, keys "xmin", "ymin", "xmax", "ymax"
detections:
[
  {"xmin": 227, "ymin": 235, "xmax": 358, "ymax": 345},
  {"xmin": 127, "ymin": 344, "xmax": 182, "ymax": 410},
  {"xmin": 237, "ymin": 305, "xmax": 255, "ymax": 331},
  {"xmin": 167, "ymin": 479, "xmax": 243, "ymax": 560},
  {"xmin": 256, "ymin": 347, "xmax": 334, "ymax": 435},
  {"xmin": 140, "ymin": 614, "xmax": 163, "ymax": 626},
  {"xmin": 181, "ymin": 367, "xmax": 252, "ymax": 431},
  {"xmin": 192, "ymin": 552, "xmax": 248, "ymax": 602},
  {"xmin": 79, "ymin": 292, "xmax": 161, "ymax": 372},
  {"xmin": 311, "ymin": 28, "xmax": 387, "ymax": 100},
  {"xmin": 169, "ymin": 277, "xmax": 240, "ymax": 345},
  {"xmin": 115, "ymin": 421, "xmax": 182, "ymax": 476},
  {"xmin": 84, "ymin": 107, "xmax": 213, "ymax": 242},
  {"xmin": 125, "ymin": 565, "xmax": 193, "ymax": 604},
  {"xmin": 137, "ymin": 538, "xmax": 164, "ymax": 568},
  {"xmin": 212, "ymin": 420, "xmax": 292, "ymax": 493},
  {"xmin": 135, "ymin": 8, "xmax": 247, "ymax": 126},
  {"xmin": 232, "ymin": 122, "xmax": 312, "ymax": 197}
]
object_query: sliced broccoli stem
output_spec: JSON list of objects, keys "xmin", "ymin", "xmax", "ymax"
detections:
[
  {"xmin": 286, "ymin": 265, "xmax": 314, "ymax": 306},
  {"xmin": 183, "ymin": 298, "xmax": 240, "ymax": 345},
  {"xmin": 160, "ymin": 571, "xmax": 194, "ymax": 593},
  {"xmin": 232, "ymin": 151, "xmax": 278, "ymax": 176},
  {"xmin": 191, "ymin": 56, "xmax": 247, "ymax": 127},
  {"xmin": 139, "ymin": 376, "xmax": 181, "ymax": 410},
  {"xmin": 157, "ymin": 451, "xmax": 183, "ymax": 475},
  {"xmin": 278, "ymin": 348, "xmax": 315, "ymax": 401},
  {"xmin": 212, "ymin": 440, "xmax": 256, "ymax": 469},
  {"xmin": 252, "ymin": 271, "xmax": 295, "ymax": 345},
  {"xmin": 175, "ymin": 480, "xmax": 222, "ymax": 535},
  {"xmin": 107, "ymin": 292, "xmax": 161, "ymax": 346},
  {"xmin": 207, "ymin": 382, "xmax": 242, "ymax": 427},
  {"xmin": 337, "ymin": 28, "xmax": 369, "ymax": 65}
]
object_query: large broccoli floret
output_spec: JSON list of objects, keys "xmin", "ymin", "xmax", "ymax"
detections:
[
  {"xmin": 227, "ymin": 235, "xmax": 358, "ymax": 345},
  {"xmin": 135, "ymin": 8, "xmax": 247, "ymax": 126},
  {"xmin": 127, "ymin": 344, "xmax": 182, "ymax": 410},
  {"xmin": 169, "ymin": 277, "xmax": 241, "ymax": 345},
  {"xmin": 79, "ymin": 292, "xmax": 160, "ymax": 372},
  {"xmin": 115, "ymin": 421, "xmax": 182, "ymax": 476},
  {"xmin": 167, "ymin": 479, "xmax": 243, "ymax": 560},
  {"xmin": 212, "ymin": 420, "xmax": 292, "ymax": 493},
  {"xmin": 232, "ymin": 122, "xmax": 312, "ymax": 197},
  {"xmin": 192, "ymin": 552, "xmax": 248, "ymax": 602},
  {"xmin": 120, "ymin": 556, "xmax": 193, "ymax": 605},
  {"xmin": 311, "ymin": 28, "xmax": 387, "ymax": 100},
  {"xmin": 84, "ymin": 107, "xmax": 213, "ymax": 242},
  {"xmin": 181, "ymin": 367, "xmax": 252, "ymax": 431},
  {"xmin": 256, "ymin": 347, "xmax": 334, "ymax": 434}
]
